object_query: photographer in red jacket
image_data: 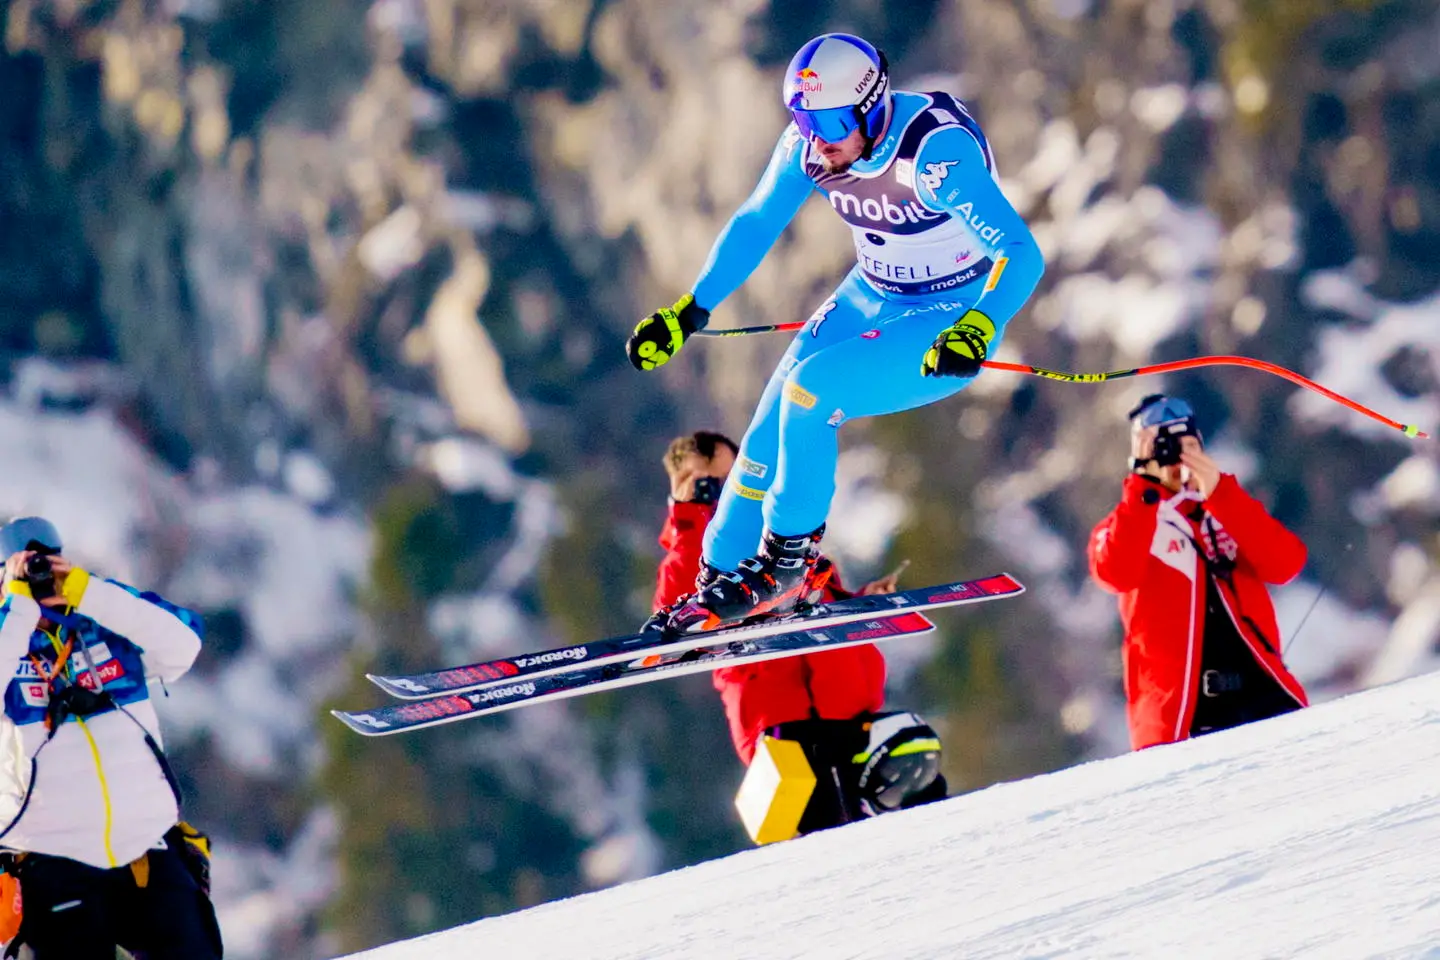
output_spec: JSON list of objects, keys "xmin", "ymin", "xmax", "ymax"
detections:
[
  {"xmin": 653, "ymin": 431, "xmax": 944, "ymax": 833},
  {"xmin": 1088, "ymin": 395, "xmax": 1309, "ymax": 750}
]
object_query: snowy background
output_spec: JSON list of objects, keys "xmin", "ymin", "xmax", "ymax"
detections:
[{"xmin": 1, "ymin": 0, "xmax": 1437, "ymax": 956}]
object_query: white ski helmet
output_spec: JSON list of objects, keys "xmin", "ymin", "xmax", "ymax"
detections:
[
  {"xmin": 853, "ymin": 711, "xmax": 941, "ymax": 813},
  {"xmin": 783, "ymin": 33, "xmax": 891, "ymax": 154}
]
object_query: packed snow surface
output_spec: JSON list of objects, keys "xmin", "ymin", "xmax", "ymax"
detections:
[{"xmin": 343, "ymin": 671, "xmax": 1440, "ymax": 959}]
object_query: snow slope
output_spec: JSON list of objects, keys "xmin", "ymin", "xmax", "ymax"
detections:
[{"xmin": 344, "ymin": 671, "xmax": 1440, "ymax": 960}]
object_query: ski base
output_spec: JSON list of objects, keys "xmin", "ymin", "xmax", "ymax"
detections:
[
  {"xmin": 335, "ymin": 572, "xmax": 1026, "ymax": 737},
  {"xmin": 367, "ymin": 573, "xmax": 1025, "ymax": 701},
  {"xmin": 334, "ymin": 611, "xmax": 937, "ymax": 736}
]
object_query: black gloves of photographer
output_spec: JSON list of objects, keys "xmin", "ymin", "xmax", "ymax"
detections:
[
  {"xmin": 921, "ymin": 309, "xmax": 995, "ymax": 379},
  {"xmin": 627, "ymin": 294, "xmax": 710, "ymax": 371}
]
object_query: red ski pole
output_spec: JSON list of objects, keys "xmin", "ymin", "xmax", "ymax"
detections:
[
  {"xmin": 695, "ymin": 327, "xmax": 1430, "ymax": 440},
  {"xmin": 983, "ymin": 356, "xmax": 1428, "ymax": 439}
]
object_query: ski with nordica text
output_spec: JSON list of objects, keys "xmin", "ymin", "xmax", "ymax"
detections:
[
  {"xmin": 333, "ymin": 610, "xmax": 939, "ymax": 736},
  {"xmin": 365, "ymin": 573, "xmax": 1025, "ymax": 701}
]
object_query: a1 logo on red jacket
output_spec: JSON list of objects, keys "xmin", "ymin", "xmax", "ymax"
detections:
[{"xmin": 1151, "ymin": 521, "xmax": 1197, "ymax": 577}]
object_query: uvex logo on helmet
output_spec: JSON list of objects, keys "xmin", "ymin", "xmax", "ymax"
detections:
[{"xmin": 856, "ymin": 68, "xmax": 886, "ymax": 115}]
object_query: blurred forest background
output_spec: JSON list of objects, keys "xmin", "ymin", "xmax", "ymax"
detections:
[{"xmin": 1, "ymin": 0, "xmax": 1438, "ymax": 956}]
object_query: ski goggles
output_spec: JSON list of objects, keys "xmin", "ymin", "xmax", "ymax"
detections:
[
  {"xmin": 789, "ymin": 103, "xmax": 862, "ymax": 144},
  {"xmin": 1129, "ymin": 395, "xmax": 1196, "ymax": 430},
  {"xmin": 0, "ymin": 516, "xmax": 62, "ymax": 557}
]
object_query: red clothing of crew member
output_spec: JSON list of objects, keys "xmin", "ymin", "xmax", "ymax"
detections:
[
  {"xmin": 1089, "ymin": 473, "xmax": 1308, "ymax": 750},
  {"xmin": 655, "ymin": 499, "xmax": 885, "ymax": 763}
]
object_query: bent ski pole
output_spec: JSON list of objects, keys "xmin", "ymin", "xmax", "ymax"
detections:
[
  {"xmin": 983, "ymin": 356, "xmax": 1429, "ymax": 439},
  {"xmin": 695, "ymin": 326, "xmax": 1429, "ymax": 439}
]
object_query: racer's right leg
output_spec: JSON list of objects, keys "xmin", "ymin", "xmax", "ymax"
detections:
[{"xmin": 701, "ymin": 269, "xmax": 883, "ymax": 573}]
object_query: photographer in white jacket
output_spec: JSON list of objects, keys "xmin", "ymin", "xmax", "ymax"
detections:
[{"xmin": 0, "ymin": 517, "xmax": 221, "ymax": 959}]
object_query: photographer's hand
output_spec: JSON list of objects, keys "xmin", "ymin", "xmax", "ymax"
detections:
[
  {"xmin": 1129, "ymin": 424, "xmax": 1155, "ymax": 471},
  {"xmin": 859, "ymin": 559, "xmax": 909, "ymax": 596},
  {"xmin": 669, "ymin": 455, "xmax": 730, "ymax": 505},
  {"xmin": 3, "ymin": 552, "xmax": 29, "ymax": 585},
  {"xmin": 1130, "ymin": 425, "xmax": 1183, "ymax": 492},
  {"xmin": 670, "ymin": 468, "xmax": 698, "ymax": 502},
  {"xmin": 1180, "ymin": 439, "xmax": 1221, "ymax": 499},
  {"xmin": 40, "ymin": 555, "xmax": 71, "ymax": 605},
  {"xmin": 4, "ymin": 552, "xmax": 72, "ymax": 605}
]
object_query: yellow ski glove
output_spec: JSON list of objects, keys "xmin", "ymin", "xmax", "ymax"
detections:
[
  {"xmin": 627, "ymin": 294, "xmax": 709, "ymax": 371},
  {"xmin": 921, "ymin": 310, "xmax": 995, "ymax": 378}
]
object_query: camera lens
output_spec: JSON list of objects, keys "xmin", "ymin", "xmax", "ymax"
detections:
[
  {"xmin": 692, "ymin": 476, "xmax": 722, "ymax": 505},
  {"xmin": 1152, "ymin": 434, "xmax": 1180, "ymax": 466},
  {"xmin": 21, "ymin": 552, "xmax": 57, "ymax": 602}
]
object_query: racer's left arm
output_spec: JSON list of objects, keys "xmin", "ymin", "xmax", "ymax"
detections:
[
  {"xmin": 60, "ymin": 570, "xmax": 204, "ymax": 683},
  {"xmin": 914, "ymin": 125, "xmax": 1045, "ymax": 377}
]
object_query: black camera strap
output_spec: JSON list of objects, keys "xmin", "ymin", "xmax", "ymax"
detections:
[
  {"xmin": 116, "ymin": 703, "xmax": 185, "ymax": 809},
  {"xmin": 1181, "ymin": 509, "xmax": 1279, "ymax": 657},
  {"xmin": 35, "ymin": 617, "xmax": 184, "ymax": 805},
  {"xmin": 30, "ymin": 626, "xmax": 78, "ymax": 735},
  {"xmin": 0, "ymin": 607, "xmax": 186, "ymax": 864}
]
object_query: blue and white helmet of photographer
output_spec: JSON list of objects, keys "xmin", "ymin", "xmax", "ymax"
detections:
[
  {"xmin": 784, "ymin": 33, "xmax": 891, "ymax": 157},
  {"xmin": 0, "ymin": 516, "xmax": 62, "ymax": 559},
  {"xmin": 1128, "ymin": 393, "xmax": 1204, "ymax": 443}
]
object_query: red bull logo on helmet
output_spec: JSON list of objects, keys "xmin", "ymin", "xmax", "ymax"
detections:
[{"xmin": 794, "ymin": 67, "xmax": 823, "ymax": 95}]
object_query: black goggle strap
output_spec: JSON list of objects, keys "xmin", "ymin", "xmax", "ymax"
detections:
[{"xmin": 856, "ymin": 51, "xmax": 889, "ymax": 161}]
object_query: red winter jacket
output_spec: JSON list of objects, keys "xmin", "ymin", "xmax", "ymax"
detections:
[
  {"xmin": 654, "ymin": 499, "xmax": 886, "ymax": 764},
  {"xmin": 1089, "ymin": 473, "xmax": 1309, "ymax": 750}
]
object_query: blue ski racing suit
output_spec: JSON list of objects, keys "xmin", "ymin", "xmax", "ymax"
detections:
[{"xmin": 692, "ymin": 91, "xmax": 1045, "ymax": 571}]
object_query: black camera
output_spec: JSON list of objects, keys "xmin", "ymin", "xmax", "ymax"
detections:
[
  {"xmin": 46, "ymin": 684, "xmax": 114, "ymax": 729},
  {"xmin": 1129, "ymin": 395, "xmax": 1203, "ymax": 470},
  {"xmin": 691, "ymin": 476, "xmax": 723, "ymax": 506},
  {"xmin": 1150, "ymin": 421, "xmax": 1194, "ymax": 467},
  {"xmin": 23, "ymin": 553, "xmax": 55, "ymax": 601}
]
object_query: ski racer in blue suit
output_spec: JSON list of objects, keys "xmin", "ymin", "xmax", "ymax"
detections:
[{"xmin": 626, "ymin": 33, "xmax": 1045, "ymax": 634}]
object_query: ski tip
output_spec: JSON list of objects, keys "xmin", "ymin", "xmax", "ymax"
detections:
[
  {"xmin": 364, "ymin": 673, "xmax": 412, "ymax": 696},
  {"xmin": 331, "ymin": 709, "xmax": 392, "ymax": 737},
  {"xmin": 365, "ymin": 674, "xmax": 436, "ymax": 700},
  {"xmin": 988, "ymin": 573, "xmax": 1026, "ymax": 594}
]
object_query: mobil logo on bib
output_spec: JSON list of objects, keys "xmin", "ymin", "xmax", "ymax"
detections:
[{"xmin": 827, "ymin": 188, "xmax": 946, "ymax": 235}]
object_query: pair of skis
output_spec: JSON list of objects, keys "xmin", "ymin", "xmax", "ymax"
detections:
[{"xmin": 332, "ymin": 573, "xmax": 1025, "ymax": 736}]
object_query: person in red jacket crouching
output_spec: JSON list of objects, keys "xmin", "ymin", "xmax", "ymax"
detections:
[
  {"xmin": 1088, "ymin": 395, "xmax": 1309, "ymax": 751},
  {"xmin": 654, "ymin": 431, "xmax": 946, "ymax": 834}
]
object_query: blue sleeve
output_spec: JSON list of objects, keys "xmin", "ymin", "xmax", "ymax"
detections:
[
  {"xmin": 691, "ymin": 126, "xmax": 816, "ymax": 311},
  {"xmin": 914, "ymin": 126, "xmax": 1044, "ymax": 326}
]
